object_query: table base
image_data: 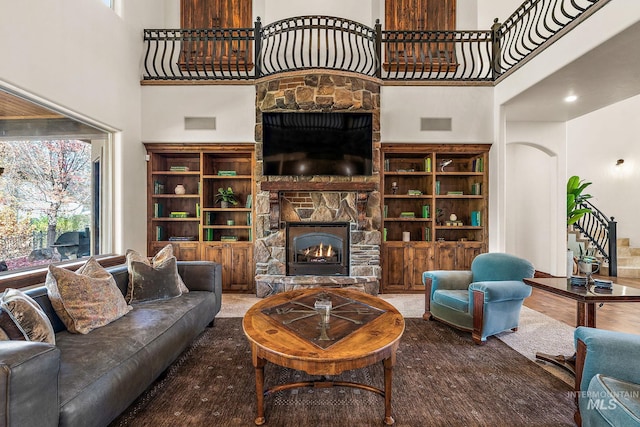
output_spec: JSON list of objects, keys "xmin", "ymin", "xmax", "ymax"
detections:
[{"xmin": 254, "ymin": 359, "xmax": 395, "ymax": 426}]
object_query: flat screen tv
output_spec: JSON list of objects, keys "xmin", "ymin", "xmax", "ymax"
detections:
[{"xmin": 262, "ymin": 112, "xmax": 373, "ymax": 176}]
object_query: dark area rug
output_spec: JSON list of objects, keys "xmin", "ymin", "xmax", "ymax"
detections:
[{"xmin": 111, "ymin": 318, "xmax": 575, "ymax": 427}]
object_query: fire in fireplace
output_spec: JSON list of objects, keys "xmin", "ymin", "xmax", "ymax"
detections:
[{"xmin": 286, "ymin": 222, "xmax": 350, "ymax": 276}]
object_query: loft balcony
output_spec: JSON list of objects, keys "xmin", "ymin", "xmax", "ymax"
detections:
[{"xmin": 142, "ymin": 0, "xmax": 607, "ymax": 84}]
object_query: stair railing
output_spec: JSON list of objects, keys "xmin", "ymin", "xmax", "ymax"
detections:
[{"xmin": 573, "ymin": 200, "xmax": 617, "ymax": 276}]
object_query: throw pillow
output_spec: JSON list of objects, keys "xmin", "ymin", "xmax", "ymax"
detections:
[
  {"xmin": 126, "ymin": 253, "xmax": 183, "ymax": 303},
  {"xmin": 45, "ymin": 258, "xmax": 132, "ymax": 334},
  {"xmin": 126, "ymin": 244, "xmax": 189, "ymax": 295},
  {"xmin": 0, "ymin": 288, "xmax": 55, "ymax": 344}
]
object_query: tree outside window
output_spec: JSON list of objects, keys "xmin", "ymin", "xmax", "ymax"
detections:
[{"xmin": 0, "ymin": 140, "xmax": 91, "ymax": 271}]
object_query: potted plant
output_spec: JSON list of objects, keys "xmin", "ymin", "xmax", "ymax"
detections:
[
  {"xmin": 215, "ymin": 187, "xmax": 239, "ymax": 208},
  {"xmin": 567, "ymin": 175, "xmax": 593, "ymax": 226}
]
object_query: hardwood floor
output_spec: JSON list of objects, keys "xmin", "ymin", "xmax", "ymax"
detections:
[{"xmin": 524, "ymin": 275, "xmax": 640, "ymax": 335}]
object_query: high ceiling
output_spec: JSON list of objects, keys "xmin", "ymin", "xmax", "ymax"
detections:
[{"xmin": 503, "ymin": 20, "xmax": 640, "ymax": 122}]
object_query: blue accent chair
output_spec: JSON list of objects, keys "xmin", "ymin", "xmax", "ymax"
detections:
[
  {"xmin": 574, "ymin": 327, "xmax": 640, "ymax": 426},
  {"xmin": 422, "ymin": 252, "xmax": 535, "ymax": 344}
]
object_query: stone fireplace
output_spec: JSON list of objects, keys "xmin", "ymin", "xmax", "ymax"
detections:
[{"xmin": 253, "ymin": 70, "xmax": 382, "ymax": 297}]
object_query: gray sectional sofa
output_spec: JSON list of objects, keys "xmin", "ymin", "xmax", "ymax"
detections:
[{"xmin": 0, "ymin": 261, "xmax": 222, "ymax": 427}]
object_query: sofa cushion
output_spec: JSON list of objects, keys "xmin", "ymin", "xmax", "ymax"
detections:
[
  {"xmin": 584, "ymin": 374, "xmax": 640, "ymax": 426},
  {"xmin": 0, "ymin": 288, "xmax": 55, "ymax": 344},
  {"xmin": 45, "ymin": 259, "xmax": 132, "ymax": 334},
  {"xmin": 126, "ymin": 245, "xmax": 188, "ymax": 297},
  {"xmin": 432, "ymin": 289, "xmax": 469, "ymax": 313}
]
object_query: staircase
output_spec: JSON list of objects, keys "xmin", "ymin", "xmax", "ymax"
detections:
[{"xmin": 617, "ymin": 238, "xmax": 640, "ymax": 278}]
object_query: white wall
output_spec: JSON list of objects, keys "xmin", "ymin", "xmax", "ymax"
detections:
[
  {"xmin": 568, "ymin": 94, "xmax": 640, "ymax": 247},
  {"xmin": 477, "ymin": 0, "xmax": 522, "ymax": 27},
  {"xmin": 0, "ymin": 0, "xmax": 151, "ymax": 255},
  {"xmin": 141, "ymin": 86, "xmax": 256, "ymax": 142},
  {"xmin": 504, "ymin": 122, "xmax": 567, "ymax": 275},
  {"xmin": 381, "ymin": 86, "xmax": 493, "ymax": 143}
]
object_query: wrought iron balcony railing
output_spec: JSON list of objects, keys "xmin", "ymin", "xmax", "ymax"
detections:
[{"xmin": 142, "ymin": 0, "xmax": 607, "ymax": 82}]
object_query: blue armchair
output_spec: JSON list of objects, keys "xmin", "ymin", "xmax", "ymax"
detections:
[
  {"xmin": 422, "ymin": 252, "xmax": 535, "ymax": 344},
  {"xmin": 574, "ymin": 327, "xmax": 640, "ymax": 426}
]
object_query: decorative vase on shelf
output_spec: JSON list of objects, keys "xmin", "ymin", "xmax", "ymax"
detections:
[
  {"xmin": 174, "ymin": 184, "xmax": 186, "ymax": 195},
  {"xmin": 220, "ymin": 200, "xmax": 229, "ymax": 209}
]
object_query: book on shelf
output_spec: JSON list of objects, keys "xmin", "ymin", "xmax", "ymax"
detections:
[
  {"xmin": 435, "ymin": 181, "xmax": 440, "ymax": 195},
  {"xmin": 217, "ymin": 170, "xmax": 237, "ymax": 176},
  {"xmin": 383, "ymin": 205, "xmax": 388, "ymax": 218},
  {"xmin": 384, "ymin": 159, "xmax": 390, "ymax": 172},
  {"xmin": 205, "ymin": 212, "xmax": 215, "ymax": 225},
  {"xmin": 153, "ymin": 203, "xmax": 163, "ymax": 218},
  {"xmin": 472, "ymin": 158, "xmax": 483, "ymax": 172},
  {"xmin": 407, "ymin": 189, "xmax": 423, "ymax": 196},
  {"xmin": 195, "ymin": 203, "xmax": 200, "ymax": 218},
  {"xmin": 169, "ymin": 166, "xmax": 190, "ymax": 172},
  {"xmin": 471, "ymin": 182, "xmax": 482, "ymax": 195},
  {"xmin": 445, "ymin": 220, "xmax": 464, "ymax": 226},
  {"xmin": 220, "ymin": 235, "xmax": 238, "ymax": 242},
  {"xmin": 422, "ymin": 226, "xmax": 431, "ymax": 242},
  {"xmin": 471, "ymin": 211, "xmax": 481, "ymax": 226},
  {"xmin": 447, "ymin": 191, "xmax": 464, "ymax": 195},
  {"xmin": 204, "ymin": 228, "xmax": 214, "ymax": 241},
  {"xmin": 155, "ymin": 226, "xmax": 164, "ymax": 241},
  {"xmin": 422, "ymin": 205, "xmax": 430, "ymax": 219},
  {"xmin": 400, "ymin": 212, "xmax": 416, "ymax": 218},
  {"xmin": 168, "ymin": 236, "xmax": 196, "ymax": 241},
  {"xmin": 169, "ymin": 211, "xmax": 188, "ymax": 218},
  {"xmin": 383, "ymin": 227, "xmax": 387, "ymax": 242},
  {"xmin": 153, "ymin": 181, "xmax": 165, "ymax": 194},
  {"xmin": 424, "ymin": 157, "xmax": 431, "ymax": 172}
]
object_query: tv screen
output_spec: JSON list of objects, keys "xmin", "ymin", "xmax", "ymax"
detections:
[{"xmin": 262, "ymin": 112, "xmax": 373, "ymax": 176}]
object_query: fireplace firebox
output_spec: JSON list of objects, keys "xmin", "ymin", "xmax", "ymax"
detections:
[{"xmin": 286, "ymin": 222, "xmax": 350, "ymax": 276}]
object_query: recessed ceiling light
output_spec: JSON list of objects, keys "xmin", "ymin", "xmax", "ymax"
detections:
[{"xmin": 564, "ymin": 95, "xmax": 578, "ymax": 103}]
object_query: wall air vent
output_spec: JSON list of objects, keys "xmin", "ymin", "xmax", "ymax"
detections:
[
  {"xmin": 184, "ymin": 117, "xmax": 216, "ymax": 130},
  {"xmin": 420, "ymin": 117, "xmax": 452, "ymax": 132}
]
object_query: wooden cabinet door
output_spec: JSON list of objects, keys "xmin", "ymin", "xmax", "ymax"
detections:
[
  {"xmin": 150, "ymin": 242, "xmax": 199, "ymax": 261},
  {"xmin": 435, "ymin": 242, "xmax": 457, "ymax": 270},
  {"xmin": 382, "ymin": 242, "xmax": 409, "ymax": 291},
  {"xmin": 226, "ymin": 243, "xmax": 253, "ymax": 292},
  {"xmin": 409, "ymin": 244, "xmax": 434, "ymax": 290},
  {"xmin": 202, "ymin": 242, "xmax": 253, "ymax": 291},
  {"xmin": 456, "ymin": 243, "xmax": 484, "ymax": 271}
]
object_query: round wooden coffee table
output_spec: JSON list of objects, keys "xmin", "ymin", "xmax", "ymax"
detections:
[{"xmin": 243, "ymin": 288, "xmax": 405, "ymax": 425}]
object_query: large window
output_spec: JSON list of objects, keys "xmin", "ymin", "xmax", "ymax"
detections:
[{"xmin": 0, "ymin": 89, "xmax": 111, "ymax": 275}]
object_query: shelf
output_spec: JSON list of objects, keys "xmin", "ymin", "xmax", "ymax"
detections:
[
  {"xmin": 151, "ymin": 218, "xmax": 200, "ymax": 222},
  {"xmin": 204, "ymin": 225, "xmax": 251, "ymax": 229},
  {"xmin": 435, "ymin": 195, "xmax": 483, "ymax": 199},
  {"xmin": 435, "ymin": 172, "xmax": 484, "ymax": 176},
  {"xmin": 152, "ymin": 194, "xmax": 200, "ymax": 198},
  {"xmin": 204, "ymin": 207, "xmax": 251, "ymax": 212},
  {"xmin": 385, "ymin": 218, "xmax": 432, "ymax": 222},
  {"xmin": 152, "ymin": 171, "xmax": 200, "ymax": 176},
  {"xmin": 435, "ymin": 226, "xmax": 482, "ymax": 230},
  {"xmin": 384, "ymin": 171, "xmax": 431, "ymax": 176},
  {"xmin": 384, "ymin": 195, "xmax": 431, "ymax": 199},
  {"xmin": 203, "ymin": 174, "xmax": 252, "ymax": 179}
]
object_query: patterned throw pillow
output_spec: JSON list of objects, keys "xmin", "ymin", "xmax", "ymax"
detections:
[
  {"xmin": 45, "ymin": 258, "xmax": 132, "ymax": 334},
  {"xmin": 0, "ymin": 288, "xmax": 55, "ymax": 344},
  {"xmin": 125, "ymin": 245, "xmax": 188, "ymax": 301}
]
